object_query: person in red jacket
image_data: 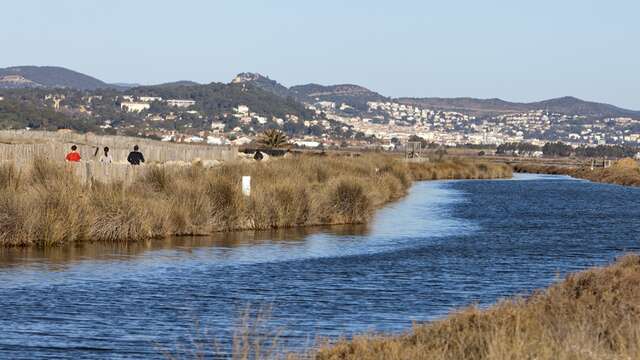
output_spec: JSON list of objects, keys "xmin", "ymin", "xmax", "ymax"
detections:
[{"xmin": 65, "ymin": 145, "xmax": 81, "ymax": 162}]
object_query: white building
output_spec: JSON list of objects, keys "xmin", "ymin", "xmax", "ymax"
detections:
[
  {"xmin": 186, "ymin": 136, "xmax": 205, "ymax": 143},
  {"xmin": 235, "ymin": 105, "xmax": 250, "ymax": 115},
  {"xmin": 167, "ymin": 99, "xmax": 196, "ymax": 108},
  {"xmin": 294, "ymin": 140, "xmax": 321, "ymax": 148},
  {"xmin": 207, "ymin": 136, "xmax": 228, "ymax": 145},
  {"xmin": 121, "ymin": 102, "xmax": 150, "ymax": 113},
  {"xmin": 211, "ymin": 122, "xmax": 226, "ymax": 132},
  {"xmin": 232, "ymin": 136, "xmax": 253, "ymax": 146},
  {"xmin": 139, "ymin": 96, "xmax": 163, "ymax": 103}
]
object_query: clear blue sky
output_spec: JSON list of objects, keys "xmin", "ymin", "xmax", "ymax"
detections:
[{"xmin": 2, "ymin": 0, "xmax": 639, "ymax": 109}]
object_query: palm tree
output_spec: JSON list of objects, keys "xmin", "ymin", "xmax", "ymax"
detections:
[{"xmin": 257, "ymin": 129, "xmax": 289, "ymax": 148}]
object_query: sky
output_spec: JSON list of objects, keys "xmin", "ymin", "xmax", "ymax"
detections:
[{"xmin": 1, "ymin": 0, "xmax": 639, "ymax": 109}]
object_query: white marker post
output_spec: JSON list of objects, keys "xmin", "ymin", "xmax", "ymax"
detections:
[{"xmin": 242, "ymin": 176, "xmax": 251, "ymax": 196}]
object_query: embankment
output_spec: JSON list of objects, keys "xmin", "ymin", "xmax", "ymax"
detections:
[
  {"xmin": 514, "ymin": 157, "xmax": 640, "ymax": 187},
  {"xmin": 313, "ymin": 254, "xmax": 640, "ymax": 359},
  {"xmin": 0, "ymin": 155, "xmax": 511, "ymax": 247}
]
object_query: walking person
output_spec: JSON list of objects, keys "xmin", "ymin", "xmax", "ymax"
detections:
[
  {"xmin": 127, "ymin": 145, "xmax": 145, "ymax": 165},
  {"xmin": 100, "ymin": 146, "xmax": 113, "ymax": 164},
  {"xmin": 65, "ymin": 145, "xmax": 81, "ymax": 162}
]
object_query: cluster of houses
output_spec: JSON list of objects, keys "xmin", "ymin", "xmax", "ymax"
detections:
[
  {"xmin": 120, "ymin": 96, "xmax": 196, "ymax": 112},
  {"xmin": 310, "ymin": 100, "xmax": 640, "ymax": 148},
  {"xmin": 30, "ymin": 88, "xmax": 640, "ymax": 151}
]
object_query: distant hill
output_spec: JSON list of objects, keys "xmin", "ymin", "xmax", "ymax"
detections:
[
  {"xmin": 0, "ymin": 66, "xmax": 113, "ymax": 90},
  {"xmin": 2, "ymin": 65, "xmax": 638, "ymax": 120},
  {"xmin": 230, "ymin": 73, "xmax": 388, "ymax": 110},
  {"xmin": 129, "ymin": 81, "xmax": 313, "ymax": 119},
  {"xmin": 231, "ymin": 73, "xmax": 297, "ymax": 100},
  {"xmin": 397, "ymin": 96, "xmax": 640, "ymax": 118},
  {"xmin": 290, "ymin": 83, "xmax": 388, "ymax": 110},
  {"xmin": 528, "ymin": 97, "xmax": 640, "ymax": 118},
  {"xmin": 109, "ymin": 82, "xmax": 142, "ymax": 90},
  {"xmin": 155, "ymin": 80, "xmax": 201, "ymax": 87}
]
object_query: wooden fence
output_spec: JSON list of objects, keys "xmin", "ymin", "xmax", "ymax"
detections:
[
  {"xmin": 0, "ymin": 130, "xmax": 238, "ymax": 164},
  {"xmin": 0, "ymin": 130, "xmax": 239, "ymax": 184}
]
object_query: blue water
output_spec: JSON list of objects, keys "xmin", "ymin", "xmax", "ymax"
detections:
[{"xmin": 1, "ymin": 174, "xmax": 639, "ymax": 359}]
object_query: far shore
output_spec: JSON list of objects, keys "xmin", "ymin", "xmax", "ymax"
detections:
[{"xmin": 511, "ymin": 157, "xmax": 640, "ymax": 187}]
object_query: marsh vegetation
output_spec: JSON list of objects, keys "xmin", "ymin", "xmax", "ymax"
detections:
[{"xmin": 0, "ymin": 155, "xmax": 511, "ymax": 247}]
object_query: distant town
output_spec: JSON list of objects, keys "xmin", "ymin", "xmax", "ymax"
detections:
[{"xmin": 1, "ymin": 66, "xmax": 640, "ymax": 153}]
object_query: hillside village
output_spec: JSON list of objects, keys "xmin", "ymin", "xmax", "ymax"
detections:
[{"xmin": 1, "ymin": 67, "xmax": 640, "ymax": 151}]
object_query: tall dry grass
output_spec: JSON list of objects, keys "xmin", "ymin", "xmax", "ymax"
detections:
[
  {"xmin": 410, "ymin": 158, "xmax": 512, "ymax": 181},
  {"xmin": 312, "ymin": 254, "xmax": 640, "ymax": 360},
  {"xmin": 514, "ymin": 157, "xmax": 640, "ymax": 187},
  {"xmin": 165, "ymin": 255, "xmax": 640, "ymax": 360},
  {"xmin": 0, "ymin": 155, "xmax": 510, "ymax": 247}
]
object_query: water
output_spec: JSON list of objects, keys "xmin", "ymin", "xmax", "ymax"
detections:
[{"xmin": 1, "ymin": 174, "xmax": 640, "ymax": 359}]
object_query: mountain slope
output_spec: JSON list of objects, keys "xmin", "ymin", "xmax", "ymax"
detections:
[
  {"xmin": 230, "ymin": 73, "xmax": 388, "ymax": 110},
  {"xmin": 231, "ymin": 73, "xmax": 299, "ymax": 99},
  {"xmin": 129, "ymin": 81, "xmax": 313, "ymax": 119},
  {"xmin": 529, "ymin": 96, "xmax": 640, "ymax": 118},
  {"xmin": 290, "ymin": 83, "xmax": 388, "ymax": 110},
  {"xmin": 0, "ymin": 66, "xmax": 113, "ymax": 90},
  {"xmin": 397, "ymin": 96, "xmax": 640, "ymax": 118}
]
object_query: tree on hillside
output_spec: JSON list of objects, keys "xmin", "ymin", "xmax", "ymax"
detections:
[
  {"xmin": 542, "ymin": 142, "xmax": 573, "ymax": 157},
  {"xmin": 258, "ymin": 129, "xmax": 289, "ymax": 148}
]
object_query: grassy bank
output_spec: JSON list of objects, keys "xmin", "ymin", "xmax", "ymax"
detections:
[
  {"xmin": 312, "ymin": 254, "xmax": 640, "ymax": 360},
  {"xmin": 0, "ymin": 155, "xmax": 511, "ymax": 247},
  {"xmin": 514, "ymin": 157, "xmax": 640, "ymax": 186}
]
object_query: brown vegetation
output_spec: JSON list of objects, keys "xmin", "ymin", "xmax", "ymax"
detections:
[
  {"xmin": 0, "ymin": 155, "xmax": 511, "ymax": 247},
  {"xmin": 312, "ymin": 254, "xmax": 640, "ymax": 360},
  {"xmin": 514, "ymin": 157, "xmax": 640, "ymax": 187}
]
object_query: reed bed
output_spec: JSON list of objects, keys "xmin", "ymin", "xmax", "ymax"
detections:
[
  {"xmin": 166, "ymin": 254, "xmax": 640, "ymax": 360},
  {"xmin": 311, "ymin": 254, "xmax": 640, "ymax": 360},
  {"xmin": 0, "ymin": 155, "xmax": 510, "ymax": 247},
  {"xmin": 514, "ymin": 157, "xmax": 640, "ymax": 186}
]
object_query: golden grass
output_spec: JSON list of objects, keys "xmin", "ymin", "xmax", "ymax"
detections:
[
  {"xmin": 0, "ymin": 155, "xmax": 511, "ymax": 247},
  {"xmin": 311, "ymin": 254, "xmax": 640, "ymax": 360},
  {"xmin": 410, "ymin": 158, "xmax": 512, "ymax": 181},
  {"xmin": 514, "ymin": 158, "xmax": 640, "ymax": 187}
]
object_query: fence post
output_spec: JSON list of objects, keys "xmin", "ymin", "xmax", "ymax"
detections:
[
  {"xmin": 242, "ymin": 176, "xmax": 251, "ymax": 196},
  {"xmin": 85, "ymin": 161, "xmax": 93, "ymax": 186}
]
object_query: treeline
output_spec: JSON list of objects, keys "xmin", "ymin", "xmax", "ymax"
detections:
[
  {"xmin": 0, "ymin": 82, "xmax": 317, "ymax": 135},
  {"xmin": 0, "ymin": 97, "xmax": 101, "ymax": 132},
  {"xmin": 497, "ymin": 141, "xmax": 639, "ymax": 158},
  {"xmin": 129, "ymin": 82, "xmax": 314, "ymax": 119}
]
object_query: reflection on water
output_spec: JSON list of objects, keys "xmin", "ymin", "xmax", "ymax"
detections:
[{"xmin": 0, "ymin": 225, "xmax": 369, "ymax": 270}]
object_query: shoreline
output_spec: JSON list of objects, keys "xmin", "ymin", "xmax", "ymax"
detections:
[
  {"xmin": 0, "ymin": 155, "xmax": 512, "ymax": 248},
  {"xmin": 512, "ymin": 158, "xmax": 640, "ymax": 187},
  {"xmin": 311, "ymin": 254, "xmax": 640, "ymax": 359}
]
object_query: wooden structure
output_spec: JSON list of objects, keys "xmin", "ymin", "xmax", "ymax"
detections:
[
  {"xmin": 0, "ymin": 130, "xmax": 237, "ymax": 165},
  {"xmin": 404, "ymin": 141, "xmax": 423, "ymax": 159},
  {"xmin": 0, "ymin": 130, "xmax": 239, "ymax": 184}
]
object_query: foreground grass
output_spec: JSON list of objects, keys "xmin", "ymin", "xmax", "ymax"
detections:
[
  {"xmin": 312, "ymin": 254, "xmax": 640, "ymax": 360},
  {"xmin": 514, "ymin": 157, "xmax": 640, "ymax": 187},
  {"xmin": 0, "ymin": 155, "xmax": 510, "ymax": 247}
]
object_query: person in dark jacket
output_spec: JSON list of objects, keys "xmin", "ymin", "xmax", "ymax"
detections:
[{"xmin": 127, "ymin": 145, "xmax": 145, "ymax": 165}]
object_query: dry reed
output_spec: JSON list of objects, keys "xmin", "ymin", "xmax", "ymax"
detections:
[
  {"xmin": 514, "ymin": 157, "xmax": 640, "ymax": 187},
  {"xmin": 0, "ymin": 155, "xmax": 511, "ymax": 247},
  {"xmin": 311, "ymin": 254, "xmax": 640, "ymax": 360}
]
